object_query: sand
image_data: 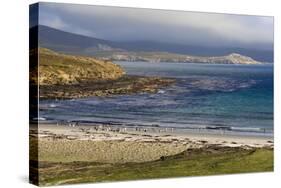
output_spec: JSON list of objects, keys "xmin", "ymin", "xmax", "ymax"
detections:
[{"xmin": 30, "ymin": 124, "xmax": 273, "ymax": 164}]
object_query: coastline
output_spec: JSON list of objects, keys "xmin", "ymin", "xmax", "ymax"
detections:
[{"xmin": 37, "ymin": 48, "xmax": 176, "ymax": 100}]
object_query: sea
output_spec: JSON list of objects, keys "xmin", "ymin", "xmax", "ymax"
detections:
[{"xmin": 39, "ymin": 61, "xmax": 274, "ymax": 137}]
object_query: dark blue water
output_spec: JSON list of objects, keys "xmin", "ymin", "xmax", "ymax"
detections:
[{"xmin": 39, "ymin": 62, "xmax": 273, "ymax": 136}]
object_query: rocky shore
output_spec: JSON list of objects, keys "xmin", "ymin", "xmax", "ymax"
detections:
[{"xmin": 39, "ymin": 75, "xmax": 175, "ymax": 99}]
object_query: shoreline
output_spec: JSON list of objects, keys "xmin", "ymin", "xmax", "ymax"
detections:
[
  {"xmin": 35, "ymin": 121, "xmax": 273, "ymax": 139},
  {"xmin": 31, "ymin": 123, "xmax": 273, "ymax": 163}
]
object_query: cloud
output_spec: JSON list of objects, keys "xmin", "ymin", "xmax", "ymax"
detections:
[
  {"xmin": 39, "ymin": 7, "xmax": 97, "ymax": 37},
  {"xmin": 38, "ymin": 2, "xmax": 273, "ymax": 49}
]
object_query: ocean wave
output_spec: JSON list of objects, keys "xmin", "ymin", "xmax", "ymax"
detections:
[
  {"xmin": 48, "ymin": 117, "xmax": 270, "ymax": 134},
  {"xmin": 230, "ymin": 126, "xmax": 266, "ymax": 132},
  {"xmin": 32, "ymin": 117, "xmax": 47, "ymax": 121},
  {"xmin": 157, "ymin": 89, "xmax": 165, "ymax": 94}
]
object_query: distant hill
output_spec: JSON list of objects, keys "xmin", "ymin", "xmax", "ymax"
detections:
[
  {"xmin": 37, "ymin": 25, "xmax": 121, "ymax": 54},
  {"xmin": 102, "ymin": 51, "xmax": 262, "ymax": 64},
  {"xmin": 33, "ymin": 25, "xmax": 273, "ymax": 63},
  {"xmin": 36, "ymin": 48, "xmax": 125, "ymax": 85}
]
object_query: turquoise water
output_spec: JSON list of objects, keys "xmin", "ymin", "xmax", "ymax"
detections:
[{"xmin": 40, "ymin": 62, "xmax": 273, "ymax": 136}]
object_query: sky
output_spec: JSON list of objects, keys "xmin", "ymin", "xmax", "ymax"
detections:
[{"xmin": 37, "ymin": 2, "xmax": 273, "ymax": 50}]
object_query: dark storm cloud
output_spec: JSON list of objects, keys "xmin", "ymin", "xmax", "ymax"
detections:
[{"xmin": 38, "ymin": 2, "xmax": 273, "ymax": 50}]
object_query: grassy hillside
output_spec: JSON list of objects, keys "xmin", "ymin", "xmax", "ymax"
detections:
[
  {"xmin": 37, "ymin": 48, "xmax": 125, "ymax": 85},
  {"xmin": 33, "ymin": 146, "xmax": 273, "ymax": 186}
]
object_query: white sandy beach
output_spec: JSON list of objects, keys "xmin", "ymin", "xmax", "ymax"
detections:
[{"xmin": 30, "ymin": 123, "xmax": 273, "ymax": 163}]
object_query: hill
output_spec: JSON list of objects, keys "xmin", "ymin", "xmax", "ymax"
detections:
[
  {"xmin": 37, "ymin": 48, "xmax": 125, "ymax": 85},
  {"xmin": 33, "ymin": 25, "xmax": 273, "ymax": 63},
  {"xmin": 100, "ymin": 51, "xmax": 262, "ymax": 64}
]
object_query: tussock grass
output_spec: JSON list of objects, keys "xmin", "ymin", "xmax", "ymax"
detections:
[{"xmin": 35, "ymin": 146, "xmax": 273, "ymax": 186}]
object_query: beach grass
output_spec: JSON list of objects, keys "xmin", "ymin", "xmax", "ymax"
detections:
[{"xmin": 36, "ymin": 146, "xmax": 273, "ymax": 186}]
